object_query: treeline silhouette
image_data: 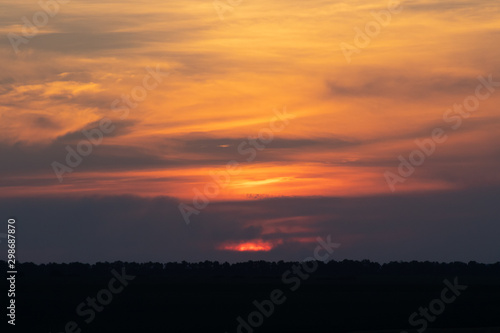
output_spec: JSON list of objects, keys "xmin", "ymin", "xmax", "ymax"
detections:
[
  {"xmin": 2, "ymin": 259, "xmax": 500, "ymax": 278},
  {"xmin": 5, "ymin": 260, "xmax": 500, "ymax": 332}
]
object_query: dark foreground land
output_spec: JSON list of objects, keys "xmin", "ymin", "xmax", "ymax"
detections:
[{"xmin": 3, "ymin": 260, "xmax": 500, "ymax": 333}]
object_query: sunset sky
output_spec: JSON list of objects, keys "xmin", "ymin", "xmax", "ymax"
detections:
[{"xmin": 1, "ymin": 0, "xmax": 500, "ymax": 263}]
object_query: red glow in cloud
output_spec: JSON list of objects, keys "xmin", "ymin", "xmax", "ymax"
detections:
[{"xmin": 219, "ymin": 240, "xmax": 273, "ymax": 252}]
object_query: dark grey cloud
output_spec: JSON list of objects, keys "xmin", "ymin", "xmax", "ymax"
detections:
[
  {"xmin": 17, "ymin": 32, "xmax": 150, "ymax": 54},
  {"xmin": 33, "ymin": 116, "xmax": 61, "ymax": 129},
  {"xmin": 326, "ymin": 72, "xmax": 480, "ymax": 100},
  {"xmin": 1, "ymin": 186, "xmax": 499, "ymax": 263},
  {"xmin": 0, "ymin": 118, "xmax": 173, "ymax": 178},
  {"xmin": 166, "ymin": 135, "xmax": 358, "ymax": 156},
  {"xmin": 0, "ymin": 7, "xmax": 212, "ymax": 56},
  {"xmin": 0, "ymin": 129, "xmax": 360, "ymax": 181},
  {"xmin": 2, "ymin": 117, "xmax": 500, "ymax": 190},
  {"xmin": 403, "ymin": 0, "xmax": 500, "ymax": 15},
  {"xmin": 0, "ymin": 141, "xmax": 173, "ymax": 179},
  {"xmin": 54, "ymin": 119, "xmax": 138, "ymax": 143}
]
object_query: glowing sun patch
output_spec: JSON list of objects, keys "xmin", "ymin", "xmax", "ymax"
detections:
[{"xmin": 219, "ymin": 241, "xmax": 273, "ymax": 252}]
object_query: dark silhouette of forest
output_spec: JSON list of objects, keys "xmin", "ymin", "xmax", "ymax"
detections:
[
  {"xmin": 3, "ymin": 259, "xmax": 500, "ymax": 277},
  {"xmin": 3, "ymin": 260, "xmax": 500, "ymax": 332}
]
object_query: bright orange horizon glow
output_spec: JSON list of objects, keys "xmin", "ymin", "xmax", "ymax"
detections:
[{"xmin": 219, "ymin": 241, "xmax": 274, "ymax": 252}]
